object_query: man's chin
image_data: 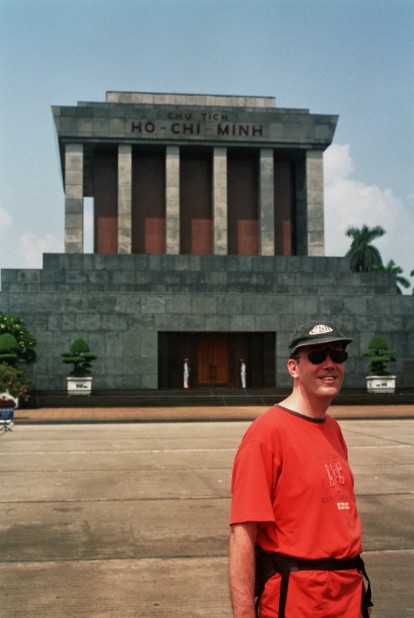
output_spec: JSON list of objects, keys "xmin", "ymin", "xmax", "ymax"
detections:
[{"xmin": 318, "ymin": 382, "xmax": 342, "ymax": 398}]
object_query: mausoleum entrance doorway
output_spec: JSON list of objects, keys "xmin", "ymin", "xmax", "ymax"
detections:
[{"xmin": 158, "ymin": 332, "xmax": 275, "ymax": 389}]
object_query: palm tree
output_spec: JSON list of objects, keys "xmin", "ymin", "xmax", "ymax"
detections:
[
  {"xmin": 345, "ymin": 224, "xmax": 385, "ymax": 272},
  {"xmin": 375, "ymin": 260, "xmax": 410, "ymax": 294}
]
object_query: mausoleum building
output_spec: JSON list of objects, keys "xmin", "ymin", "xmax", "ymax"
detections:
[{"xmin": 1, "ymin": 92, "xmax": 413, "ymax": 392}]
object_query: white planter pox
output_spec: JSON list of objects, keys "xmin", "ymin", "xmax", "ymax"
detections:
[
  {"xmin": 366, "ymin": 376, "xmax": 396, "ymax": 394},
  {"xmin": 67, "ymin": 377, "xmax": 92, "ymax": 395}
]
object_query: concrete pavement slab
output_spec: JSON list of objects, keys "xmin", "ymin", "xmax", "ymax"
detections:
[
  {"xmin": 357, "ymin": 495, "xmax": 413, "ymax": 551},
  {"xmin": 1, "ymin": 468, "xmax": 232, "ymax": 502},
  {"xmin": 0, "ymin": 558, "xmax": 233, "ymax": 618},
  {"xmin": 1, "ymin": 420, "xmax": 413, "ymax": 617},
  {"xmin": 1, "ymin": 498, "xmax": 230, "ymax": 562},
  {"xmin": 0, "ymin": 449, "xmax": 235, "ymax": 473}
]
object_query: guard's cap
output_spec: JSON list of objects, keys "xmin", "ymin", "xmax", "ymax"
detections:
[{"xmin": 288, "ymin": 320, "xmax": 352, "ymax": 357}]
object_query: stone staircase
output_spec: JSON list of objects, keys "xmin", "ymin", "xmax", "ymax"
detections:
[{"xmin": 27, "ymin": 388, "xmax": 414, "ymax": 409}]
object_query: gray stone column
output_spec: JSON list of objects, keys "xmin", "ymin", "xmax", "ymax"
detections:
[
  {"xmin": 64, "ymin": 143, "xmax": 84, "ymax": 253},
  {"xmin": 166, "ymin": 146, "xmax": 180, "ymax": 254},
  {"xmin": 118, "ymin": 145, "xmax": 132, "ymax": 253},
  {"xmin": 306, "ymin": 150, "xmax": 325, "ymax": 256},
  {"xmin": 213, "ymin": 147, "xmax": 228, "ymax": 255},
  {"xmin": 259, "ymin": 149, "xmax": 275, "ymax": 256}
]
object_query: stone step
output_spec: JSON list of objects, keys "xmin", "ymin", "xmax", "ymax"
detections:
[{"xmin": 27, "ymin": 388, "xmax": 414, "ymax": 409}]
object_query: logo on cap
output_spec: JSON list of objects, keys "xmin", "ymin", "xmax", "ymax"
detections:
[{"xmin": 309, "ymin": 325, "xmax": 334, "ymax": 335}]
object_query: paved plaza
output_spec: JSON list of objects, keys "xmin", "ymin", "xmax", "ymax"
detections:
[{"xmin": 1, "ymin": 412, "xmax": 413, "ymax": 617}]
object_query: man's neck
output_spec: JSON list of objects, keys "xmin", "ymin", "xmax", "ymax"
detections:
[{"xmin": 280, "ymin": 389, "xmax": 332, "ymax": 420}]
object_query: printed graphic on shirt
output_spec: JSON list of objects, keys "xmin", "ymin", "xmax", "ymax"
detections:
[
  {"xmin": 324, "ymin": 461, "xmax": 350, "ymax": 510},
  {"xmin": 325, "ymin": 462, "xmax": 344, "ymax": 491}
]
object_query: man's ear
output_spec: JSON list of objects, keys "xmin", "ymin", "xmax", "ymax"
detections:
[{"xmin": 287, "ymin": 358, "xmax": 299, "ymax": 378}]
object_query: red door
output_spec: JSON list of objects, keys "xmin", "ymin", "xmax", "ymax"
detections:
[{"xmin": 197, "ymin": 336, "xmax": 229, "ymax": 385}]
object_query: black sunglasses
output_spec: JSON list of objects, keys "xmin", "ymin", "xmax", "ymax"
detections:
[{"xmin": 305, "ymin": 348, "xmax": 348, "ymax": 365}]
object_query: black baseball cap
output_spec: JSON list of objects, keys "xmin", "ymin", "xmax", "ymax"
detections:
[{"xmin": 288, "ymin": 320, "xmax": 352, "ymax": 357}]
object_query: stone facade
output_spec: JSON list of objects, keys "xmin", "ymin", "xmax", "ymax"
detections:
[
  {"xmin": 53, "ymin": 91, "xmax": 338, "ymax": 258},
  {"xmin": 1, "ymin": 254, "xmax": 413, "ymax": 390}
]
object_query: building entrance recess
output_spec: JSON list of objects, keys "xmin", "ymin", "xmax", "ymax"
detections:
[{"xmin": 158, "ymin": 332, "xmax": 275, "ymax": 389}]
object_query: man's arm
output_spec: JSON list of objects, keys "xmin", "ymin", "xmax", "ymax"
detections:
[{"xmin": 229, "ymin": 522, "xmax": 259, "ymax": 618}]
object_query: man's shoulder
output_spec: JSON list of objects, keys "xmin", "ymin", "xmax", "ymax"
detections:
[
  {"xmin": 246, "ymin": 406, "xmax": 340, "ymax": 437},
  {"xmin": 243, "ymin": 405, "xmax": 288, "ymax": 440}
]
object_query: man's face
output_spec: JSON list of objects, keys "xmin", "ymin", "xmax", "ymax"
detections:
[{"xmin": 289, "ymin": 342, "xmax": 346, "ymax": 400}]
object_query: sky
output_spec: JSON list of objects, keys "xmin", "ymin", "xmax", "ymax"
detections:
[{"xmin": 1, "ymin": 0, "xmax": 413, "ymax": 292}]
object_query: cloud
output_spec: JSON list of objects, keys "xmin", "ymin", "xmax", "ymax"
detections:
[
  {"xmin": 0, "ymin": 209, "xmax": 13, "ymax": 234},
  {"xmin": 324, "ymin": 144, "xmax": 413, "ymax": 282},
  {"xmin": 18, "ymin": 232, "xmax": 63, "ymax": 268},
  {"xmin": 324, "ymin": 144, "xmax": 355, "ymax": 185}
]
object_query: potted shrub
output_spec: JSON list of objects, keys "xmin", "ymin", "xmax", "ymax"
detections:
[
  {"xmin": 0, "ymin": 362, "xmax": 31, "ymax": 409},
  {"xmin": 0, "ymin": 312, "xmax": 36, "ymax": 408},
  {"xmin": 0, "ymin": 334, "xmax": 32, "ymax": 407},
  {"xmin": 363, "ymin": 335, "xmax": 396, "ymax": 394},
  {"xmin": 0, "ymin": 311, "xmax": 37, "ymax": 366},
  {"xmin": 61, "ymin": 338, "xmax": 97, "ymax": 395}
]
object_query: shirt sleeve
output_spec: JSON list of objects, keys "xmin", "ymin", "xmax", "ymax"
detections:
[{"xmin": 230, "ymin": 439, "xmax": 278, "ymax": 525}]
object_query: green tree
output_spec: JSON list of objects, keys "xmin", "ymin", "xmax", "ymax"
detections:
[
  {"xmin": 0, "ymin": 363, "xmax": 31, "ymax": 401},
  {"xmin": 345, "ymin": 224, "xmax": 385, "ymax": 272},
  {"xmin": 62, "ymin": 338, "xmax": 97, "ymax": 377},
  {"xmin": 375, "ymin": 260, "xmax": 410, "ymax": 294},
  {"xmin": 363, "ymin": 336, "xmax": 396, "ymax": 376},
  {"xmin": 0, "ymin": 333, "xmax": 20, "ymax": 365},
  {"xmin": 0, "ymin": 312, "xmax": 37, "ymax": 365},
  {"xmin": 0, "ymin": 314, "xmax": 35, "ymax": 402}
]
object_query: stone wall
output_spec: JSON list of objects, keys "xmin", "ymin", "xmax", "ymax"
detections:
[{"xmin": 1, "ymin": 254, "xmax": 413, "ymax": 390}]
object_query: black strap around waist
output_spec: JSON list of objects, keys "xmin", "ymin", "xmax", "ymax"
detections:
[{"xmin": 255, "ymin": 545, "xmax": 373, "ymax": 618}]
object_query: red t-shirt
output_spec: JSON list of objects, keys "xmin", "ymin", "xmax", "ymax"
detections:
[{"xmin": 230, "ymin": 405, "xmax": 364, "ymax": 617}]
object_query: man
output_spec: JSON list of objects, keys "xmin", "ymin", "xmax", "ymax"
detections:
[
  {"xmin": 183, "ymin": 357, "xmax": 190, "ymax": 389},
  {"xmin": 240, "ymin": 359, "xmax": 247, "ymax": 389},
  {"xmin": 229, "ymin": 320, "xmax": 373, "ymax": 618}
]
